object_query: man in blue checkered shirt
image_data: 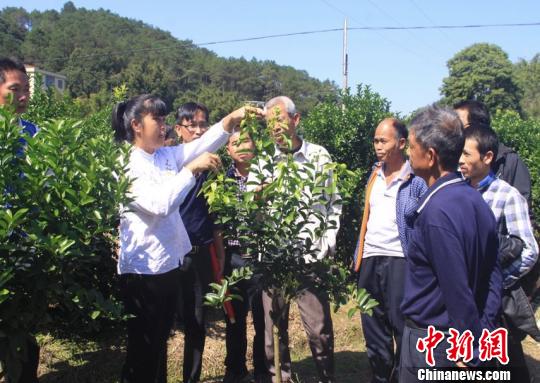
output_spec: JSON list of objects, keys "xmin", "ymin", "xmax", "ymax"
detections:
[
  {"xmin": 459, "ymin": 124, "xmax": 539, "ymax": 381},
  {"xmin": 223, "ymin": 131, "xmax": 269, "ymax": 383}
]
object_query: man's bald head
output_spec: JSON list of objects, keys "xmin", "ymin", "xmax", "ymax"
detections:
[
  {"xmin": 373, "ymin": 117, "xmax": 407, "ymax": 164},
  {"xmin": 376, "ymin": 117, "xmax": 408, "ymax": 141}
]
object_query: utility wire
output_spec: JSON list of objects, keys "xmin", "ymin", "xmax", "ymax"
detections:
[
  {"xmin": 197, "ymin": 22, "xmax": 540, "ymax": 44},
  {"xmin": 318, "ymin": 0, "xmax": 434, "ymax": 63},
  {"xmin": 38, "ymin": 22, "xmax": 540, "ymax": 63},
  {"xmin": 364, "ymin": 0, "xmax": 448, "ymax": 56},
  {"xmin": 407, "ymin": 0, "xmax": 456, "ymax": 47},
  {"xmin": 351, "ymin": 22, "xmax": 540, "ymax": 30},
  {"xmin": 319, "ymin": 0, "xmax": 349, "ymax": 18}
]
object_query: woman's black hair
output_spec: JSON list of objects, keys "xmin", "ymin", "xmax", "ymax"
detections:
[{"xmin": 111, "ymin": 94, "xmax": 168, "ymax": 143}]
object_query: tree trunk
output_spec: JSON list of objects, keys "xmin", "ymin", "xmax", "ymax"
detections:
[{"xmin": 273, "ymin": 322, "xmax": 282, "ymax": 383}]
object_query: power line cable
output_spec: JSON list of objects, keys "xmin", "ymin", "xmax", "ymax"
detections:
[
  {"xmin": 318, "ymin": 0, "xmax": 432, "ymax": 62},
  {"xmin": 35, "ymin": 22, "xmax": 540, "ymax": 63},
  {"xmin": 407, "ymin": 0, "xmax": 456, "ymax": 47},
  {"xmin": 351, "ymin": 21, "xmax": 540, "ymax": 30},
  {"xmin": 319, "ymin": 0, "xmax": 349, "ymax": 18},
  {"xmin": 364, "ymin": 0, "xmax": 446, "ymax": 56}
]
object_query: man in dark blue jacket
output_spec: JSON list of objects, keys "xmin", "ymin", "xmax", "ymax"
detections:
[
  {"xmin": 400, "ymin": 105, "xmax": 502, "ymax": 382},
  {"xmin": 174, "ymin": 102, "xmax": 226, "ymax": 383}
]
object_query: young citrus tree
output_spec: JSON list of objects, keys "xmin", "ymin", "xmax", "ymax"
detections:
[{"xmin": 203, "ymin": 108, "xmax": 377, "ymax": 382}]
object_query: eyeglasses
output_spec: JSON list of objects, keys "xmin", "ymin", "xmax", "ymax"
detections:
[{"xmin": 180, "ymin": 121, "xmax": 210, "ymax": 131}]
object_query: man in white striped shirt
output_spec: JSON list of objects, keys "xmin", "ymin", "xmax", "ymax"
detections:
[{"xmin": 252, "ymin": 96, "xmax": 340, "ymax": 383}]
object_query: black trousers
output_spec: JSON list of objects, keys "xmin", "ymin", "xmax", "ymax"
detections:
[
  {"xmin": 9, "ymin": 335, "xmax": 39, "ymax": 383},
  {"xmin": 399, "ymin": 324, "xmax": 456, "ymax": 383},
  {"xmin": 399, "ymin": 324, "xmax": 501, "ymax": 382},
  {"xmin": 120, "ymin": 267, "xmax": 181, "ymax": 383},
  {"xmin": 224, "ymin": 249, "xmax": 268, "ymax": 377},
  {"xmin": 178, "ymin": 247, "xmax": 214, "ymax": 383},
  {"xmin": 504, "ymin": 316, "xmax": 531, "ymax": 382},
  {"xmin": 357, "ymin": 256, "xmax": 406, "ymax": 383},
  {"xmin": 502, "ymin": 283, "xmax": 536, "ymax": 382}
]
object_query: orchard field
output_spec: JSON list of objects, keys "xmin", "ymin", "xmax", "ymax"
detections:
[{"xmin": 1, "ymin": 85, "xmax": 539, "ymax": 381}]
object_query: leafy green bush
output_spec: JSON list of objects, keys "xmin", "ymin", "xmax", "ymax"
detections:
[
  {"xmin": 0, "ymin": 97, "xmax": 129, "ymax": 379},
  {"xmin": 301, "ymin": 85, "xmax": 392, "ymax": 264}
]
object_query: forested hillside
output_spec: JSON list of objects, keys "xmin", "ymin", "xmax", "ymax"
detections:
[{"xmin": 0, "ymin": 2, "xmax": 337, "ymax": 119}]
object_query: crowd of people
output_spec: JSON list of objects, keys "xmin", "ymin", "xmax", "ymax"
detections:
[{"xmin": 1, "ymin": 56, "xmax": 539, "ymax": 383}]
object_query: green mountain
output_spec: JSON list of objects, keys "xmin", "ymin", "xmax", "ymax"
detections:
[{"xmin": 0, "ymin": 2, "xmax": 337, "ymax": 119}]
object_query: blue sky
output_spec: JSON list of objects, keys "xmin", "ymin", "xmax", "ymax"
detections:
[{"xmin": 6, "ymin": 0, "xmax": 540, "ymax": 115}]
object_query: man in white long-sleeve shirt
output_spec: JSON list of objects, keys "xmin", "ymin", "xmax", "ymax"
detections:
[{"xmin": 253, "ymin": 96, "xmax": 340, "ymax": 383}]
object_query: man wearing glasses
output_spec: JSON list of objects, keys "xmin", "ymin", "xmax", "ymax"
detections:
[
  {"xmin": 174, "ymin": 102, "xmax": 226, "ymax": 383},
  {"xmin": 175, "ymin": 106, "xmax": 211, "ymax": 142}
]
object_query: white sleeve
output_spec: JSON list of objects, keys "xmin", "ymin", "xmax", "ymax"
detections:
[
  {"xmin": 172, "ymin": 121, "xmax": 230, "ymax": 168},
  {"xmin": 322, "ymin": 187, "xmax": 342, "ymax": 257},
  {"xmin": 128, "ymin": 167, "xmax": 196, "ymax": 217},
  {"xmin": 246, "ymin": 157, "xmax": 273, "ymax": 192},
  {"xmin": 311, "ymin": 148, "xmax": 341, "ymax": 259},
  {"xmin": 315, "ymin": 149, "xmax": 342, "ymax": 259}
]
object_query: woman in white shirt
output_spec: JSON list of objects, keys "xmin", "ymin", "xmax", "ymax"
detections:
[{"xmin": 112, "ymin": 94, "xmax": 260, "ymax": 383}]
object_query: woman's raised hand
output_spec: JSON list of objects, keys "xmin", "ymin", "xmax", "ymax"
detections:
[
  {"xmin": 185, "ymin": 152, "xmax": 222, "ymax": 174},
  {"xmin": 222, "ymin": 105, "xmax": 265, "ymax": 133}
]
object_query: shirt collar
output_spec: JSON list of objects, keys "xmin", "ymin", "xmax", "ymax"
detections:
[
  {"xmin": 132, "ymin": 146, "xmax": 156, "ymax": 161},
  {"xmin": 398, "ymin": 160, "xmax": 412, "ymax": 180},
  {"xmin": 232, "ymin": 165, "xmax": 248, "ymax": 178},
  {"xmin": 475, "ymin": 171, "xmax": 497, "ymax": 193},
  {"xmin": 377, "ymin": 160, "xmax": 413, "ymax": 181},
  {"xmin": 416, "ymin": 172, "xmax": 463, "ymax": 214},
  {"xmin": 275, "ymin": 138, "xmax": 307, "ymax": 159}
]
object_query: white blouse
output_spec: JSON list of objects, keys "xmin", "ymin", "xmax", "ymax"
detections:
[{"xmin": 118, "ymin": 122, "xmax": 230, "ymax": 275}]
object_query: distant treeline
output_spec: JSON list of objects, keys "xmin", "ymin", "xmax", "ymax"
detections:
[{"xmin": 0, "ymin": 1, "xmax": 338, "ymax": 120}]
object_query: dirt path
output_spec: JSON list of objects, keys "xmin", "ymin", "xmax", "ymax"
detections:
[{"xmin": 37, "ymin": 305, "xmax": 540, "ymax": 382}]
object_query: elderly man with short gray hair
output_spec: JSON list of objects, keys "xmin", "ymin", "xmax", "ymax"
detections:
[
  {"xmin": 399, "ymin": 105, "xmax": 502, "ymax": 381},
  {"xmin": 250, "ymin": 96, "xmax": 340, "ymax": 383}
]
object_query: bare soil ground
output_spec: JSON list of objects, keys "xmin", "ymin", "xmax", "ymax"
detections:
[{"xmin": 36, "ymin": 304, "xmax": 540, "ymax": 382}]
